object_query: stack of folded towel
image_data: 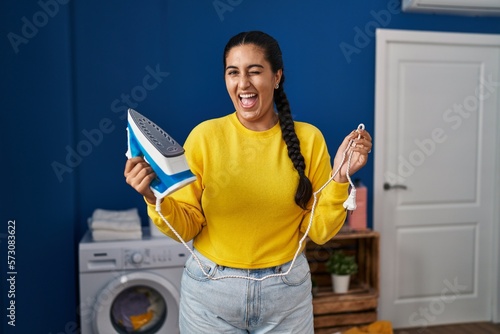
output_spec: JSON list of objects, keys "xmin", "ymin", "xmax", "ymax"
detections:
[{"xmin": 88, "ymin": 208, "xmax": 142, "ymax": 241}]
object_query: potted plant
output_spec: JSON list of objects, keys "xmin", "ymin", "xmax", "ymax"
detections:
[{"xmin": 326, "ymin": 250, "xmax": 358, "ymax": 293}]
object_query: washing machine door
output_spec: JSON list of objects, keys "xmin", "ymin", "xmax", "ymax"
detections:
[{"xmin": 92, "ymin": 272, "xmax": 180, "ymax": 334}]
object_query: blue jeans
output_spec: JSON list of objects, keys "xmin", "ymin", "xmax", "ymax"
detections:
[{"xmin": 179, "ymin": 249, "xmax": 314, "ymax": 333}]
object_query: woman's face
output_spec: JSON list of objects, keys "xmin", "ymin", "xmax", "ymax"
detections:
[{"xmin": 225, "ymin": 44, "xmax": 282, "ymax": 131}]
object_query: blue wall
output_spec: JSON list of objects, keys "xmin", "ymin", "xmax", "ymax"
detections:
[{"xmin": 2, "ymin": 0, "xmax": 499, "ymax": 332}]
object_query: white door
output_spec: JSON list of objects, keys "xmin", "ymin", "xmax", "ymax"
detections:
[{"xmin": 374, "ymin": 29, "xmax": 500, "ymax": 329}]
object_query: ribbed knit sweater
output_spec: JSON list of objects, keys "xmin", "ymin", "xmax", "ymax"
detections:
[{"xmin": 147, "ymin": 112, "xmax": 348, "ymax": 269}]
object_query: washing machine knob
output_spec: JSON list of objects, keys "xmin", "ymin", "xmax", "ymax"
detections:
[{"xmin": 131, "ymin": 252, "xmax": 143, "ymax": 264}]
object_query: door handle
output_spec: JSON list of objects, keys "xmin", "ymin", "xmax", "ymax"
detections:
[{"xmin": 383, "ymin": 182, "xmax": 408, "ymax": 191}]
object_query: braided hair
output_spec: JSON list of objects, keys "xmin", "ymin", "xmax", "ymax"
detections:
[{"xmin": 223, "ymin": 31, "xmax": 313, "ymax": 209}]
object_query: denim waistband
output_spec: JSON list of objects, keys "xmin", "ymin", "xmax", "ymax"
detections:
[{"xmin": 191, "ymin": 248, "xmax": 305, "ymax": 277}]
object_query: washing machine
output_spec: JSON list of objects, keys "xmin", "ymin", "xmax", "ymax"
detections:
[{"xmin": 79, "ymin": 227, "xmax": 189, "ymax": 334}]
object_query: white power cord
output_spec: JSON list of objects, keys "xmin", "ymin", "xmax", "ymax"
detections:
[
  {"xmin": 155, "ymin": 123, "xmax": 365, "ymax": 281},
  {"xmin": 342, "ymin": 123, "xmax": 365, "ymax": 211}
]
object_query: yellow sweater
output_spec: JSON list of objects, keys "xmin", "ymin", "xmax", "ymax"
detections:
[{"xmin": 147, "ymin": 112, "xmax": 348, "ymax": 269}]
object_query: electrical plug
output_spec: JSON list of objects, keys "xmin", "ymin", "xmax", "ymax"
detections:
[{"xmin": 343, "ymin": 188, "xmax": 357, "ymax": 211}]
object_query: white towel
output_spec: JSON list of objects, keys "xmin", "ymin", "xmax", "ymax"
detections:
[
  {"xmin": 89, "ymin": 208, "xmax": 141, "ymax": 232},
  {"xmin": 92, "ymin": 229, "xmax": 142, "ymax": 241}
]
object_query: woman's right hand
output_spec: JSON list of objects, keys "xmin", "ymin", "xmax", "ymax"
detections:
[{"xmin": 124, "ymin": 157, "xmax": 157, "ymax": 204}]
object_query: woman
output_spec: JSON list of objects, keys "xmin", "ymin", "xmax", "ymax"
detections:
[{"xmin": 125, "ymin": 31, "xmax": 372, "ymax": 333}]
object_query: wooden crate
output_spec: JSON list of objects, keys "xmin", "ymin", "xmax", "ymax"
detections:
[{"xmin": 306, "ymin": 230, "xmax": 380, "ymax": 333}]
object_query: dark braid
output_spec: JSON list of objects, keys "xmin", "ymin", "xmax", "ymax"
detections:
[
  {"xmin": 224, "ymin": 31, "xmax": 313, "ymax": 209},
  {"xmin": 274, "ymin": 76, "xmax": 313, "ymax": 209}
]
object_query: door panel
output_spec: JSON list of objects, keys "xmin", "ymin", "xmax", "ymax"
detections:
[
  {"xmin": 374, "ymin": 29, "xmax": 499, "ymax": 328},
  {"xmin": 397, "ymin": 61, "xmax": 480, "ymax": 205},
  {"xmin": 396, "ymin": 224, "xmax": 476, "ymax": 299}
]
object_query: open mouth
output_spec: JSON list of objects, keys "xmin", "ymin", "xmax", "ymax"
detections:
[{"xmin": 239, "ymin": 93, "xmax": 258, "ymax": 109}]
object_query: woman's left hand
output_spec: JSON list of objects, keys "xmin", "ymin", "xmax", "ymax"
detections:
[{"xmin": 332, "ymin": 128, "xmax": 372, "ymax": 183}]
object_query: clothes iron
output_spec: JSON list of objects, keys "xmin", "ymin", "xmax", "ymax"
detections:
[{"xmin": 126, "ymin": 108, "xmax": 197, "ymax": 199}]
